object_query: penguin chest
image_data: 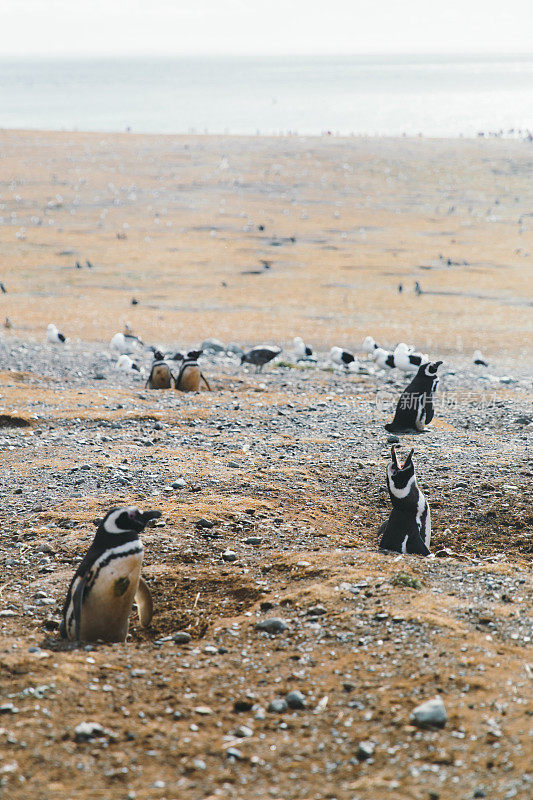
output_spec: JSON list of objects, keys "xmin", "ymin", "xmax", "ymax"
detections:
[
  {"xmin": 178, "ymin": 365, "xmax": 201, "ymax": 392},
  {"xmin": 81, "ymin": 549, "xmax": 143, "ymax": 642},
  {"xmin": 149, "ymin": 365, "xmax": 171, "ymax": 389}
]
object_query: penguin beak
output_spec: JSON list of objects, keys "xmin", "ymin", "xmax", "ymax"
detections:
[
  {"xmin": 403, "ymin": 448, "xmax": 415, "ymax": 468},
  {"xmin": 138, "ymin": 510, "xmax": 162, "ymax": 527},
  {"xmin": 391, "ymin": 445, "xmax": 399, "ymax": 468}
]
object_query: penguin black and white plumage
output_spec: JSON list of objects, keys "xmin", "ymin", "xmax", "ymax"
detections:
[
  {"xmin": 330, "ymin": 346, "xmax": 356, "ymax": 369},
  {"xmin": 373, "ymin": 347, "xmax": 396, "ymax": 370},
  {"xmin": 175, "ymin": 352, "xmax": 211, "ymax": 392},
  {"xmin": 46, "ymin": 323, "xmax": 66, "ymax": 344},
  {"xmin": 293, "ymin": 337, "xmax": 315, "ymax": 361},
  {"xmin": 378, "ymin": 446, "xmax": 431, "ymax": 556},
  {"xmin": 59, "ymin": 506, "xmax": 161, "ymax": 643},
  {"xmin": 241, "ymin": 345, "xmax": 281, "ymax": 372},
  {"xmin": 473, "ymin": 349, "xmax": 488, "ymax": 367},
  {"xmin": 385, "ymin": 360, "xmax": 442, "ymax": 432},
  {"xmin": 146, "ymin": 356, "xmax": 173, "ymax": 389},
  {"xmin": 116, "ymin": 354, "xmax": 140, "ymax": 373},
  {"xmin": 110, "ymin": 332, "xmax": 143, "ymax": 355}
]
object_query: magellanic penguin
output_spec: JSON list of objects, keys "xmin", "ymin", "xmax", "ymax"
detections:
[
  {"xmin": 385, "ymin": 360, "xmax": 442, "ymax": 432},
  {"xmin": 46, "ymin": 323, "xmax": 66, "ymax": 344},
  {"xmin": 175, "ymin": 351, "xmax": 211, "ymax": 392},
  {"xmin": 146, "ymin": 356, "xmax": 174, "ymax": 389},
  {"xmin": 59, "ymin": 506, "xmax": 160, "ymax": 643},
  {"xmin": 378, "ymin": 446, "xmax": 431, "ymax": 555},
  {"xmin": 241, "ymin": 345, "xmax": 281, "ymax": 372}
]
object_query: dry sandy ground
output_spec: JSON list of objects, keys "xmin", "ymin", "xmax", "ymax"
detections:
[{"xmin": 0, "ymin": 132, "xmax": 532, "ymax": 800}]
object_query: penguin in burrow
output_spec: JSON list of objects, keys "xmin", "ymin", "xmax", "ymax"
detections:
[
  {"xmin": 378, "ymin": 446, "xmax": 431, "ymax": 555},
  {"xmin": 59, "ymin": 506, "xmax": 161, "ymax": 643}
]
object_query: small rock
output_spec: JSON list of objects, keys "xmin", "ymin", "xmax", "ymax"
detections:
[
  {"xmin": 387, "ymin": 434, "xmax": 400, "ymax": 443},
  {"xmin": 194, "ymin": 706, "xmax": 213, "ymax": 715},
  {"xmin": 172, "ymin": 478, "xmax": 187, "ymax": 489},
  {"xmin": 227, "ymin": 461, "xmax": 240, "ymax": 468},
  {"xmin": 411, "ymin": 696, "xmax": 447, "ymax": 729},
  {"xmin": 233, "ymin": 699, "xmax": 254, "ymax": 713},
  {"xmin": 0, "ymin": 703, "xmax": 18, "ymax": 715},
  {"xmin": 196, "ymin": 518, "xmax": 214, "ymax": 529},
  {"xmin": 357, "ymin": 740, "xmax": 376, "ymax": 760},
  {"xmin": 173, "ymin": 632, "xmax": 191, "ymax": 644},
  {"xmin": 267, "ymin": 699, "xmax": 288, "ymax": 713},
  {"xmin": 154, "ymin": 421, "xmax": 163, "ymax": 430},
  {"xmin": 285, "ymin": 690, "xmax": 306, "ymax": 709},
  {"xmin": 307, "ymin": 605, "xmax": 326, "ymax": 616},
  {"xmin": 192, "ymin": 758, "xmax": 206, "ymax": 770},
  {"xmin": 255, "ymin": 618, "xmax": 288, "ymax": 634},
  {"xmin": 244, "ymin": 536, "xmax": 262, "ymax": 545},
  {"xmin": 202, "ymin": 337, "xmax": 225, "ymax": 353},
  {"xmin": 233, "ymin": 725, "xmax": 253, "ymax": 738},
  {"xmin": 222, "ymin": 549, "xmax": 237, "ymax": 562},
  {"xmin": 226, "ymin": 747, "xmax": 244, "ymax": 760},
  {"xmin": 74, "ymin": 722, "xmax": 106, "ymax": 742}
]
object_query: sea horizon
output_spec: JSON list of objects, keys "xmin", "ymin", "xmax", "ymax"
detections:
[{"xmin": 1, "ymin": 53, "xmax": 532, "ymax": 138}]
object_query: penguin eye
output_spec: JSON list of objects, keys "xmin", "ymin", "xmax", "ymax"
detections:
[{"xmin": 127, "ymin": 509, "xmax": 137, "ymax": 519}]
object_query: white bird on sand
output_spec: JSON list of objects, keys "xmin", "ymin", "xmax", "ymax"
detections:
[
  {"xmin": 116, "ymin": 354, "xmax": 140, "ymax": 372},
  {"xmin": 361, "ymin": 336, "xmax": 379, "ymax": 354},
  {"xmin": 330, "ymin": 346, "xmax": 356, "ymax": 369},
  {"xmin": 110, "ymin": 332, "xmax": 143, "ymax": 354},
  {"xmin": 373, "ymin": 347, "xmax": 396, "ymax": 369},
  {"xmin": 393, "ymin": 342, "xmax": 429, "ymax": 372},
  {"xmin": 473, "ymin": 349, "xmax": 488, "ymax": 367},
  {"xmin": 293, "ymin": 337, "xmax": 315, "ymax": 361},
  {"xmin": 46, "ymin": 323, "xmax": 66, "ymax": 344}
]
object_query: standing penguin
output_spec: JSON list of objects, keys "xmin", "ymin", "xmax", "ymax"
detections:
[
  {"xmin": 59, "ymin": 506, "xmax": 160, "ymax": 643},
  {"xmin": 146, "ymin": 355, "xmax": 173, "ymax": 389},
  {"xmin": 378, "ymin": 446, "xmax": 431, "ymax": 555},
  {"xmin": 385, "ymin": 361, "xmax": 442, "ymax": 432},
  {"xmin": 175, "ymin": 351, "xmax": 211, "ymax": 392}
]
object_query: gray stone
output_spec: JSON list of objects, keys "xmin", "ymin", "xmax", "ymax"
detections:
[
  {"xmin": 74, "ymin": 722, "xmax": 106, "ymax": 742},
  {"xmin": 387, "ymin": 434, "xmax": 400, "ymax": 443},
  {"xmin": 226, "ymin": 747, "xmax": 244, "ymax": 760},
  {"xmin": 267, "ymin": 699, "xmax": 288, "ymax": 713},
  {"xmin": 222, "ymin": 549, "xmax": 237, "ymax": 562},
  {"xmin": 307, "ymin": 605, "xmax": 327, "ymax": 616},
  {"xmin": 357, "ymin": 740, "xmax": 376, "ymax": 760},
  {"xmin": 173, "ymin": 632, "xmax": 192, "ymax": 644},
  {"xmin": 285, "ymin": 690, "xmax": 306, "ymax": 709},
  {"xmin": 234, "ymin": 725, "xmax": 253, "ymax": 738},
  {"xmin": 202, "ymin": 337, "xmax": 225, "ymax": 353},
  {"xmin": 410, "ymin": 696, "xmax": 447, "ymax": 728},
  {"xmin": 255, "ymin": 617, "xmax": 288, "ymax": 634},
  {"xmin": 172, "ymin": 478, "xmax": 187, "ymax": 488}
]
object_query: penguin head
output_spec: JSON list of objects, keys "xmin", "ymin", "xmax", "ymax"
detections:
[
  {"xmin": 187, "ymin": 349, "xmax": 203, "ymax": 360},
  {"xmin": 420, "ymin": 360, "xmax": 442, "ymax": 378},
  {"xmin": 387, "ymin": 446, "xmax": 415, "ymax": 491},
  {"xmin": 153, "ymin": 350, "xmax": 165, "ymax": 361},
  {"xmin": 100, "ymin": 506, "xmax": 162, "ymax": 535}
]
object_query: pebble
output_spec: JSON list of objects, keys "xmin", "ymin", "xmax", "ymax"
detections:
[
  {"xmin": 255, "ymin": 617, "xmax": 288, "ymax": 634},
  {"xmin": 233, "ymin": 699, "xmax": 254, "ymax": 713},
  {"xmin": 267, "ymin": 698, "xmax": 288, "ymax": 713},
  {"xmin": 233, "ymin": 724, "xmax": 253, "ymax": 737},
  {"xmin": 244, "ymin": 536, "xmax": 262, "ymax": 545},
  {"xmin": 357, "ymin": 740, "xmax": 376, "ymax": 760},
  {"xmin": 387, "ymin": 434, "xmax": 400, "ymax": 443},
  {"xmin": 74, "ymin": 722, "xmax": 106, "ymax": 742},
  {"xmin": 0, "ymin": 703, "xmax": 18, "ymax": 715},
  {"xmin": 201, "ymin": 337, "xmax": 225, "ymax": 353},
  {"xmin": 307, "ymin": 605, "xmax": 327, "ymax": 616},
  {"xmin": 285, "ymin": 690, "xmax": 306, "ymax": 709},
  {"xmin": 410, "ymin": 696, "xmax": 447, "ymax": 728},
  {"xmin": 173, "ymin": 632, "xmax": 192, "ymax": 644},
  {"xmin": 226, "ymin": 747, "xmax": 244, "ymax": 760},
  {"xmin": 194, "ymin": 706, "xmax": 213, "ymax": 715},
  {"xmin": 227, "ymin": 461, "xmax": 240, "ymax": 468},
  {"xmin": 222, "ymin": 549, "xmax": 238, "ymax": 562},
  {"xmin": 172, "ymin": 478, "xmax": 187, "ymax": 488},
  {"xmin": 193, "ymin": 758, "xmax": 206, "ymax": 770}
]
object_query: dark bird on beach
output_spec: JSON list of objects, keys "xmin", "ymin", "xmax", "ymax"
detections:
[
  {"xmin": 241, "ymin": 345, "xmax": 282, "ymax": 372},
  {"xmin": 86, "ymin": 260, "xmax": 94, "ymax": 269},
  {"xmin": 131, "ymin": 297, "xmax": 139, "ymax": 305},
  {"xmin": 0, "ymin": 282, "xmax": 6, "ymax": 293},
  {"xmin": 473, "ymin": 349, "xmax": 488, "ymax": 367},
  {"xmin": 414, "ymin": 281, "xmax": 423, "ymax": 295},
  {"xmin": 4, "ymin": 317, "xmax": 12, "ymax": 329},
  {"xmin": 398, "ymin": 283, "xmax": 403, "ymax": 293}
]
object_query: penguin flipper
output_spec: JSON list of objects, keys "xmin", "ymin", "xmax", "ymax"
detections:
[
  {"xmin": 406, "ymin": 533, "xmax": 431, "ymax": 556},
  {"xmin": 71, "ymin": 575, "xmax": 88, "ymax": 641},
  {"xmin": 135, "ymin": 577, "xmax": 153, "ymax": 628},
  {"xmin": 200, "ymin": 373, "xmax": 211, "ymax": 391}
]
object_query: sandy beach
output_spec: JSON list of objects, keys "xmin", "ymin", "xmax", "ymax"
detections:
[{"xmin": 0, "ymin": 131, "xmax": 531, "ymax": 800}]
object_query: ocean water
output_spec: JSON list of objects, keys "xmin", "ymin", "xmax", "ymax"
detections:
[{"xmin": 0, "ymin": 54, "xmax": 532, "ymax": 137}]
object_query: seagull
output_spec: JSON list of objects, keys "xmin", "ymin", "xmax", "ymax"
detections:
[
  {"xmin": 294, "ymin": 337, "xmax": 315, "ymax": 361},
  {"xmin": 330, "ymin": 346, "xmax": 356, "ymax": 369},
  {"xmin": 473, "ymin": 349, "xmax": 488, "ymax": 367},
  {"xmin": 241, "ymin": 345, "xmax": 282, "ymax": 372},
  {"xmin": 46, "ymin": 323, "xmax": 66, "ymax": 344},
  {"xmin": 394, "ymin": 344, "xmax": 429, "ymax": 372},
  {"xmin": 361, "ymin": 336, "xmax": 379, "ymax": 354},
  {"xmin": 373, "ymin": 347, "xmax": 396, "ymax": 369},
  {"xmin": 116, "ymin": 354, "xmax": 140, "ymax": 372},
  {"xmin": 110, "ymin": 332, "xmax": 143, "ymax": 354}
]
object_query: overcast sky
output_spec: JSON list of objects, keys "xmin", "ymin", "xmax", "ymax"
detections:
[{"xmin": 1, "ymin": 0, "xmax": 532, "ymax": 57}]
